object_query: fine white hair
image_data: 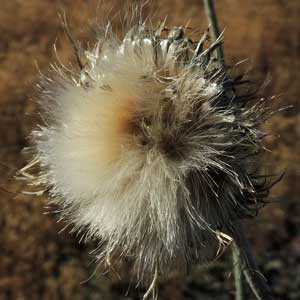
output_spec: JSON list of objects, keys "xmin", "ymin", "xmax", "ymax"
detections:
[{"xmin": 21, "ymin": 16, "xmax": 272, "ymax": 286}]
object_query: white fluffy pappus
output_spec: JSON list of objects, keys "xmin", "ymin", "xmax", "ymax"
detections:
[{"xmin": 20, "ymin": 18, "xmax": 273, "ymax": 287}]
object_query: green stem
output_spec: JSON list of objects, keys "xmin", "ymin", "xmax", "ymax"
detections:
[
  {"xmin": 202, "ymin": 2, "xmax": 276, "ymax": 300},
  {"xmin": 203, "ymin": 1, "xmax": 244, "ymax": 300},
  {"xmin": 233, "ymin": 235, "xmax": 276, "ymax": 300},
  {"xmin": 203, "ymin": 0, "xmax": 224, "ymax": 62},
  {"xmin": 232, "ymin": 243, "xmax": 245, "ymax": 300}
]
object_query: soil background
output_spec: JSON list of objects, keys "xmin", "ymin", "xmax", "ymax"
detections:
[{"xmin": 0, "ymin": 1, "xmax": 299, "ymax": 300}]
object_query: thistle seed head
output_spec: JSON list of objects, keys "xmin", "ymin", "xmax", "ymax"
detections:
[{"xmin": 21, "ymin": 18, "xmax": 272, "ymax": 282}]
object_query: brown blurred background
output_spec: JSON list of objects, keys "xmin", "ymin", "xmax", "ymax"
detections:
[{"xmin": 0, "ymin": 1, "xmax": 299, "ymax": 299}]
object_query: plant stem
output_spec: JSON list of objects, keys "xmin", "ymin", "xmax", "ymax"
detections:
[
  {"xmin": 203, "ymin": 1, "xmax": 244, "ymax": 299},
  {"xmin": 203, "ymin": 0, "xmax": 224, "ymax": 61},
  {"xmin": 232, "ymin": 245, "xmax": 245, "ymax": 300},
  {"xmin": 202, "ymin": 1, "xmax": 275, "ymax": 299},
  {"xmin": 233, "ymin": 234, "xmax": 275, "ymax": 300},
  {"xmin": 232, "ymin": 226, "xmax": 276, "ymax": 300}
]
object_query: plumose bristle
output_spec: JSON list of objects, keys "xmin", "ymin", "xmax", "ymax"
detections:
[{"xmin": 20, "ymin": 18, "xmax": 273, "ymax": 285}]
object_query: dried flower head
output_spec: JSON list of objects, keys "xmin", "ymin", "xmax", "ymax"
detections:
[{"xmin": 21, "ymin": 15, "xmax": 273, "ymax": 285}]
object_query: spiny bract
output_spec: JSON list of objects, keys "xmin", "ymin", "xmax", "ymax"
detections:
[{"xmin": 21, "ymin": 19, "xmax": 271, "ymax": 282}]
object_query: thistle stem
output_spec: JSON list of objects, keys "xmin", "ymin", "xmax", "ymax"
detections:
[
  {"xmin": 202, "ymin": 1, "xmax": 275, "ymax": 299},
  {"xmin": 203, "ymin": 1, "xmax": 244, "ymax": 299},
  {"xmin": 232, "ymin": 232, "xmax": 276, "ymax": 300},
  {"xmin": 203, "ymin": 0, "xmax": 224, "ymax": 61},
  {"xmin": 232, "ymin": 245, "xmax": 245, "ymax": 300}
]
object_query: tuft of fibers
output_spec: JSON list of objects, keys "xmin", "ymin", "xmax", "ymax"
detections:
[{"xmin": 20, "ymin": 19, "xmax": 273, "ymax": 285}]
